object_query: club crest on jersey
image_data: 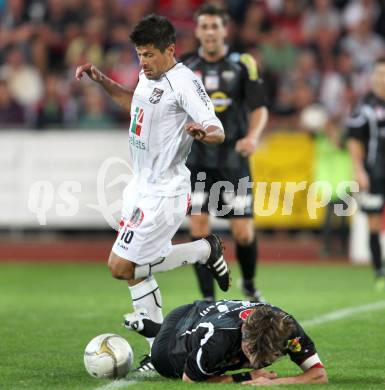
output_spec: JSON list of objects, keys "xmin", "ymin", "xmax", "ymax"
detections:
[
  {"xmin": 239, "ymin": 308, "xmax": 253, "ymax": 320},
  {"xmin": 127, "ymin": 207, "xmax": 144, "ymax": 228},
  {"xmin": 287, "ymin": 337, "xmax": 301, "ymax": 353},
  {"xmin": 149, "ymin": 87, "xmax": 164, "ymax": 104}
]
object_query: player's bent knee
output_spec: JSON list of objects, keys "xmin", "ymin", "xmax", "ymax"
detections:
[
  {"xmin": 108, "ymin": 264, "xmax": 127, "ymax": 280},
  {"xmin": 234, "ymin": 231, "xmax": 254, "ymax": 246},
  {"xmin": 231, "ymin": 218, "xmax": 254, "ymax": 245},
  {"xmin": 108, "ymin": 253, "xmax": 135, "ymax": 281}
]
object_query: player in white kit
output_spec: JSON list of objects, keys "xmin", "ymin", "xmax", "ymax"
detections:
[{"xmin": 75, "ymin": 14, "xmax": 230, "ymax": 371}]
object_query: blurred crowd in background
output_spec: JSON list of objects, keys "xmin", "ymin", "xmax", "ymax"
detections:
[{"xmin": 1, "ymin": 0, "xmax": 385, "ymax": 131}]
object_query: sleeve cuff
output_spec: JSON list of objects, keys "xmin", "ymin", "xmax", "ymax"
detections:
[
  {"xmin": 300, "ymin": 353, "xmax": 324, "ymax": 371},
  {"xmin": 203, "ymin": 117, "xmax": 223, "ymax": 130}
]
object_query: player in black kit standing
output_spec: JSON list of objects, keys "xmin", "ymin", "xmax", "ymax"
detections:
[
  {"xmin": 346, "ymin": 59, "xmax": 385, "ymax": 290},
  {"xmin": 182, "ymin": 5, "xmax": 268, "ymax": 301}
]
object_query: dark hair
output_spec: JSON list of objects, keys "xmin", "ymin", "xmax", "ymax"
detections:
[
  {"xmin": 130, "ymin": 14, "xmax": 176, "ymax": 52},
  {"xmin": 195, "ymin": 4, "xmax": 229, "ymax": 25},
  {"xmin": 242, "ymin": 306, "xmax": 296, "ymax": 368},
  {"xmin": 375, "ymin": 57, "xmax": 385, "ymax": 66}
]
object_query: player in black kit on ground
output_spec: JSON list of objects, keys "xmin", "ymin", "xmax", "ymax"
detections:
[
  {"xmin": 124, "ymin": 300, "xmax": 328, "ymax": 385},
  {"xmin": 182, "ymin": 5, "xmax": 268, "ymax": 301},
  {"xmin": 346, "ymin": 59, "xmax": 385, "ymax": 290}
]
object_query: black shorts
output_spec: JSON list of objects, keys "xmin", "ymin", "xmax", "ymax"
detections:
[
  {"xmin": 189, "ymin": 166, "xmax": 254, "ymax": 218},
  {"xmin": 359, "ymin": 176, "xmax": 385, "ymax": 214},
  {"xmin": 151, "ymin": 304, "xmax": 193, "ymax": 379}
]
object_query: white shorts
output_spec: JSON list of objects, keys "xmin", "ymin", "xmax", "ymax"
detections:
[{"xmin": 112, "ymin": 187, "xmax": 191, "ymax": 265}]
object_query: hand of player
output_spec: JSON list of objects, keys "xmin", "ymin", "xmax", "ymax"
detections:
[
  {"xmin": 250, "ymin": 369, "xmax": 278, "ymax": 380},
  {"xmin": 75, "ymin": 63, "xmax": 103, "ymax": 83},
  {"xmin": 242, "ymin": 376, "xmax": 275, "ymax": 386},
  {"xmin": 355, "ymin": 168, "xmax": 369, "ymax": 191},
  {"xmin": 235, "ymin": 137, "xmax": 257, "ymax": 157},
  {"xmin": 185, "ymin": 122, "xmax": 207, "ymax": 141}
]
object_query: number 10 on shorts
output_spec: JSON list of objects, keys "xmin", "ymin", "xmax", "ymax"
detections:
[{"xmin": 120, "ymin": 230, "xmax": 134, "ymax": 244}]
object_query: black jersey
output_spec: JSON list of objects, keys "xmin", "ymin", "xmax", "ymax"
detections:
[
  {"xmin": 166, "ymin": 300, "xmax": 319, "ymax": 381},
  {"xmin": 346, "ymin": 92, "xmax": 385, "ymax": 178},
  {"xmin": 182, "ymin": 52, "xmax": 267, "ymax": 169}
]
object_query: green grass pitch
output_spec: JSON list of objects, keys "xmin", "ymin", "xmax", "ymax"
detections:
[{"xmin": 1, "ymin": 261, "xmax": 385, "ymax": 389}]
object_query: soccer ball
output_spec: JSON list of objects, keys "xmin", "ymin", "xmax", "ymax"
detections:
[{"xmin": 84, "ymin": 334, "xmax": 134, "ymax": 379}]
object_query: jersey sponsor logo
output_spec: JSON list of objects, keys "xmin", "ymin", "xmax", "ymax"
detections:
[
  {"xmin": 129, "ymin": 134, "xmax": 146, "ymax": 150},
  {"xmin": 192, "ymin": 79, "xmax": 210, "ymax": 107},
  {"xmin": 127, "ymin": 207, "xmax": 144, "ymax": 228},
  {"xmin": 130, "ymin": 106, "xmax": 144, "ymax": 136},
  {"xmin": 129, "ymin": 106, "xmax": 147, "ymax": 150},
  {"xmin": 210, "ymin": 91, "xmax": 232, "ymax": 113},
  {"xmin": 287, "ymin": 337, "xmax": 302, "ymax": 353},
  {"xmin": 239, "ymin": 308, "xmax": 253, "ymax": 320},
  {"xmin": 204, "ymin": 74, "xmax": 220, "ymax": 90},
  {"xmin": 149, "ymin": 87, "xmax": 164, "ymax": 104}
]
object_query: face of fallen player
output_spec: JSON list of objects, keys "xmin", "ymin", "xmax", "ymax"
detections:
[
  {"xmin": 241, "ymin": 324, "xmax": 283, "ymax": 368},
  {"xmin": 371, "ymin": 63, "xmax": 385, "ymax": 101},
  {"xmin": 195, "ymin": 14, "xmax": 227, "ymax": 57},
  {"xmin": 135, "ymin": 43, "xmax": 176, "ymax": 80}
]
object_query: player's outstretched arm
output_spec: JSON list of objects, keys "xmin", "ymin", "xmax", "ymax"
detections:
[
  {"xmin": 235, "ymin": 106, "xmax": 268, "ymax": 157},
  {"xmin": 75, "ymin": 63, "xmax": 133, "ymax": 112},
  {"xmin": 182, "ymin": 369, "xmax": 277, "ymax": 384},
  {"xmin": 242, "ymin": 366, "xmax": 328, "ymax": 386},
  {"xmin": 185, "ymin": 122, "xmax": 225, "ymax": 144}
]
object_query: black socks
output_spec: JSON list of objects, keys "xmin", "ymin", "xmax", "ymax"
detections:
[
  {"xmin": 236, "ymin": 237, "xmax": 257, "ymax": 281},
  {"xmin": 369, "ymin": 232, "xmax": 384, "ymax": 276}
]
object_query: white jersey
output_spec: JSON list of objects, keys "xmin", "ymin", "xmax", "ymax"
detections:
[{"xmin": 127, "ymin": 62, "xmax": 223, "ymax": 197}]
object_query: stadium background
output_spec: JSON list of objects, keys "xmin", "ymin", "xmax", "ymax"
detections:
[
  {"xmin": 1, "ymin": 0, "xmax": 384, "ymax": 262},
  {"xmin": 1, "ymin": 1, "xmax": 385, "ymax": 389}
]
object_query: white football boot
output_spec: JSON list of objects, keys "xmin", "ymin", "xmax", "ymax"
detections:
[{"xmin": 123, "ymin": 308, "xmax": 150, "ymax": 332}]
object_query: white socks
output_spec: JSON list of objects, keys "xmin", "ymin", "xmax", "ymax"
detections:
[
  {"xmin": 134, "ymin": 239, "xmax": 211, "ymax": 279},
  {"xmin": 129, "ymin": 240, "xmax": 211, "ymax": 349},
  {"xmin": 128, "ymin": 275, "xmax": 163, "ymax": 349}
]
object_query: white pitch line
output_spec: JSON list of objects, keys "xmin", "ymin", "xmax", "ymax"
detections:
[
  {"xmin": 94, "ymin": 379, "xmax": 137, "ymax": 390},
  {"xmin": 93, "ymin": 300, "xmax": 385, "ymax": 390},
  {"xmin": 302, "ymin": 300, "xmax": 385, "ymax": 328}
]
